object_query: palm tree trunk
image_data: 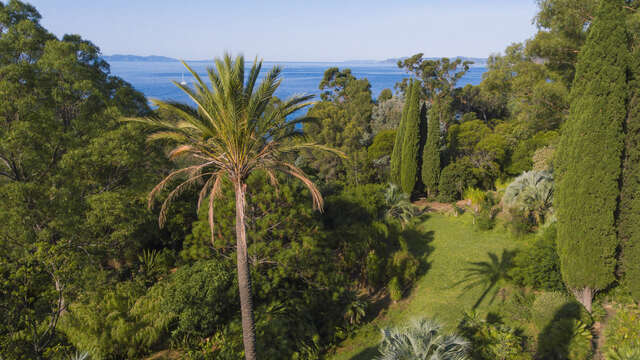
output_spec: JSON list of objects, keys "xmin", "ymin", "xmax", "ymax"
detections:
[{"xmin": 235, "ymin": 182, "xmax": 257, "ymax": 360}]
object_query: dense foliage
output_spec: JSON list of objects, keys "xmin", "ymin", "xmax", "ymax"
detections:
[
  {"xmin": 555, "ymin": 0, "xmax": 629, "ymax": 310},
  {"xmin": 400, "ymin": 80, "xmax": 426, "ymax": 195},
  {"xmin": 4, "ymin": 0, "xmax": 640, "ymax": 358}
]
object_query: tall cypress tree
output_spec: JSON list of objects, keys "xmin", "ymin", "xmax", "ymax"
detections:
[
  {"xmin": 555, "ymin": 0, "xmax": 629, "ymax": 311},
  {"xmin": 422, "ymin": 98, "xmax": 446, "ymax": 198},
  {"xmin": 400, "ymin": 80, "xmax": 423, "ymax": 194},
  {"xmin": 619, "ymin": 49, "xmax": 640, "ymax": 303},
  {"xmin": 390, "ymin": 82, "xmax": 412, "ymax": 186}
]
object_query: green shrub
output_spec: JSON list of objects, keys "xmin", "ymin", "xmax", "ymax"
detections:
[
  {"xmin": 458, "ymin": 312, "xmax": 531, "ymax": 360},
  {"xmin": 368, "ymin": 130, "xmax": 396, "ymax": 161},
  {"xmin": 603, "ymin": 305, "xmax": 640, "ymax": 358},
  {"xmin": 606, "ymin": 346, "xmax": 640, "ymax": 360},
  {"xmin": 538, "ymin": 319, "xmax": 593, "ymax": 360},
  {"xmin": 507, "ymin": 208, "xmax": 535, "ymax": 238},
  {"xmin": 365, "ymin": 250, "xmax": 386, "ymax": 288},
  {"xmin": 438, "ymin": 158, "xmax": 478, "ymax": 202},
  {"xmin": 131, "ymin": 259, "xmax": 238, "ymax": 344},
  {"xmin": 531, "ymin": 292, "xmax": 589, "ymax": 332},
  {"xmin": 390, "ymin": 250, "xmax": 420, "ymax": 287},
  {"xmin": 475, "ymin": 210, "xmax": 497, "ymax": 231},
  {"xmin": 389, "ymin": 277, "xmax": 403, "ymax": 302},
  {"xmin": 533, "ymin": 291, "xmax": 594, "ymax": 359},
  {"xmin": 501, "ymin": 290, "xmax": 535, "ymax": 324},
  {"xmin": 510, "ymin": 225, "xmax": 564, "ymax": 291},
  {"xmin": 60, "ymin": 281, "xmax": 148, "ymax": 359}
]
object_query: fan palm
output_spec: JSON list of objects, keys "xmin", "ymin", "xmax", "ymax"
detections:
[
  {"xmin": 377, "ymin": 318, "xmax": 469, "ymax": 360},
  {"xmin": 126, "ymin": 54, "xmax": 342, "ymax": 360},
  {"xmin": 503, "ymin": 170, "xmax": 554, "ymax": 226}
]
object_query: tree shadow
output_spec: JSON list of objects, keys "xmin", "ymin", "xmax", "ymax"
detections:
[
  {"xmin": 346, "ymin": 345, "xmax": 379, "ymax": 360},
  {"xmin": 535, "ymin": 301, "xmax": 587, "ymax": 359},
  {"xmin": 453, "ymin": 250, "xmax": 517, "ymax": 309},
  {"xmin": 402, "ymin": 227, "xmax": 435, "ymax": 284}
]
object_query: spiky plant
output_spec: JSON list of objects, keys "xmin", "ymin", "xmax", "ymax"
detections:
[
  {"xmin": 377, "ymin": 318, "xmax": 469, "ymax": 360},
  {"xmin": 503, "ymin": 170, "xmax": 554, "ymax": 226},
  {"xmin": 463, "ymin": 187, "xmax": 486, "ymax": 213},
  {"xmin": 384, "ymin": 183, "xmax": 418, "ymax": 228},
  {"xmin": 126, "ymin": 54, "xmax": 342, "ymax": 360}
]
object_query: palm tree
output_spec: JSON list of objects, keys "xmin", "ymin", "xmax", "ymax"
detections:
[
  {"xmin": 377, "ymin": 318, "xmax": 469, "ymax": 360},
  {"xmin": 127, "ymin": 54, "xmax": 342, "ymax": 360}
]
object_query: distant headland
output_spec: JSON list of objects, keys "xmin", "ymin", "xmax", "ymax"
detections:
[{"xmin": 103, "ymin": 54, "xmax": 487, "ymax": 65}]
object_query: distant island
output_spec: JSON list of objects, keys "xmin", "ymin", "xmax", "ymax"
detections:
[
  {"xmin": 104, "ymin": 54, "xmax": 487, "ymax": 65},
  {"xmin": 103, "ymin": 54, "xmax": 179, "ymax": 62},
  {"xmin": 380, "ymin": 56, "xmax": 488, "ymax": 65}
]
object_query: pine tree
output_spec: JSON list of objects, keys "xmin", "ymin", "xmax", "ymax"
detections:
[
  {"xmin": 422, "ymin": 98, "xmax": 446, "ymax": 198},
  {"xmin": 619, "ymin": 49, "xmax": 640, "ymax": 303},
  {"xmin": 400, "ymin": 80, "xmax": 424, "ymax": 195},
  {"xmin": 555, "ymin": 0, "xmax": 629, "ymax": 312},
  {"xmin": 390, "ymin": 82, "xmax": 411, "ymax": 186}
]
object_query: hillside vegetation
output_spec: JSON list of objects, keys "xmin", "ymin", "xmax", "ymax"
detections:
[{"xmin": 2, "ymin": 0, "xmax": 640, "ymax": 359}]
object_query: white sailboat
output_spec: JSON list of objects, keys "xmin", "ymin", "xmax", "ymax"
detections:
[{"xmin": 180, "ymin": 72, "xmax": 187, "ymax": 86}]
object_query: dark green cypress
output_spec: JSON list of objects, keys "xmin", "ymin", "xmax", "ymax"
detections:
[
  {"xmin": 422, "ymin": 98, "xmax": 446, "ymax": 198},
  {"xmin": 619, "ymin": 49, "xmax": 640, "ymax": 302},
  {"xmin": 400, "ymin": 80, "xmax": 423, "ymax": 194},
  {"xmin": 390, "ymin": 82, "xmax": 412, "ymax": 186},
  {"xmin": 555, "ymin": 0, "xmax": 629, "ymax": 311}
]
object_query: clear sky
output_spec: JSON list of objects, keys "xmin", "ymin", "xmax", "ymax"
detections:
[{"xmin": 26, "ymin": 0, "xmax": 539, "ymax": 61}]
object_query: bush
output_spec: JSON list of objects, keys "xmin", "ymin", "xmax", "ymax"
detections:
[
  {"xmin": 365, "ymin": 250, "xmax": 386, "ymax": 288},
  {"xmin": 131, "ymin": 259, "xmax": 238, "ymax": 343},
  {"xmin": 388, "ymin": 277, "xmax": 403, "ymax": 302},
  {"xmin": 538, "ymin": 318, "xmax": 593, "ymax": 360},
  {"xmin": 457, "ymin": 312, "xmax": 531, "ymax": 360},
  {"xmin": 438, "ymin": 158, "xmax": 478, "ymax": 202},
  {"xmin": 531, "ymin": 292, "xmax": 586, "ymax": 332},
  {"xmin": 368, "ymin": 130, "xmax": 396, "ymax": 161},
  {"xmin": 507, "ymin": 208, "xmax": 535, "ymax": 238},
  {"xmin": 472, "ymin": 191, "xmax": 499, "ymax": 231},
  {"xmin": 390, "ymin": 250, "xmax": 420, "ymax": 288},
  {"xmin": 603, "ymin": 305, "xmax": 640, "ymax": 358},
  {"xmin": 510, "ymin": 225, "xmax": 564, "ymax": 291},
  {"xmin": 534, "ymin": 292, "xmax": 593, "ymax": 359},
  {"xmin": 475, "ymin": 210, "xmax": 497, "ymax": 231}
]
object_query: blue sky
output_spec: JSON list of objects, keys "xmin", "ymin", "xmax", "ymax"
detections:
[{"xmin": 28, "ymin": 0, "xmax": 539, "ymax": 61}]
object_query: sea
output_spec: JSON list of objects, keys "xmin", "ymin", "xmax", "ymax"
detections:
[{"xmin": 108, "ymin": 60, "xmax": 487, "ymax": 104}]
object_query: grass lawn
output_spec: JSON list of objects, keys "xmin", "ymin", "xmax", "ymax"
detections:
[{"xmin": 327, "ymin": 212, "xmax": 519, "ymax": 360}]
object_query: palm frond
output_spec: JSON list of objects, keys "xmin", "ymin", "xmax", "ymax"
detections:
[{"xmin": 128, "ymin": 53, "xmax": 343, "ymax": 246}]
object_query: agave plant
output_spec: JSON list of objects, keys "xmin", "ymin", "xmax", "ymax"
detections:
[
  {"xmin": 377, "ymin": 318, "xmax": 469, "ymax": 360},
  {"xmin": 503, "ymin": 170, "xmax": 554, "ymax": 226},
  {"xmin": 385, "ymin": 183, "xmax": 418, "ymax": 228}
]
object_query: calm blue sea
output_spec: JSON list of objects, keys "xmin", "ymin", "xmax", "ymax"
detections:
[{"xmin": 108, "ymin": 60, "xmax": 487, "ymax": 104}]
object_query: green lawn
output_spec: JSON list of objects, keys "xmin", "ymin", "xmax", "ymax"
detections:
[{"xmin": 328, "ymin": 212, "xmax": 518, "ymax": 360}]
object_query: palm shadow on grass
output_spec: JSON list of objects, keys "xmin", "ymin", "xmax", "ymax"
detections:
[
  {"xmin": 346, "ymin": 345, "xmax": 380, "ymax": 360},
  {"xmin": 453, "ymin": 249, "xmax": 517, "ymax": 309}
]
